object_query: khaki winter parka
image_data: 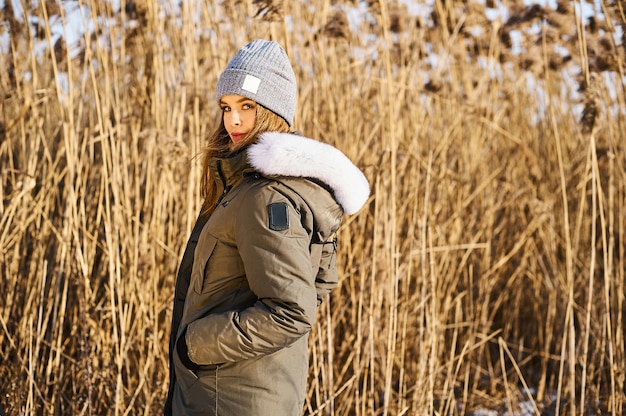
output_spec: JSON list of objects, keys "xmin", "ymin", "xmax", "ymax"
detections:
[{"xmin": 164, "ymin": 132, "xmax": 369, "ymax": 416}]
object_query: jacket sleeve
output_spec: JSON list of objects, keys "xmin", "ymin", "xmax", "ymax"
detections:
[
  {"xmin": 312, "ymin": 236, "xmax": 338, "ymax": 305},
  {"xmin": 185, "ymin": 183, "xmax": 317, "ymax": 365}
]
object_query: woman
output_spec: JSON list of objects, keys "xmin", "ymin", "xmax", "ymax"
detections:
[{"xmin": 164, "ymin": 39, "xmax": 370, "ymax": 416}]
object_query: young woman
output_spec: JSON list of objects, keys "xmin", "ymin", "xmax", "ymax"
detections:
[{"xmin": 164, "ymin": 39, "xmax": 370, "ymax": 416}]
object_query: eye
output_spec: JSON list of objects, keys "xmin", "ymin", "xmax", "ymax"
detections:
[
  {"xmin": 221, "ymin": 105, "xmax": 231, "ymax": 112},
  {"xmin": 242, "ymin": 102, "xmax": 255, "ymax": 110}
]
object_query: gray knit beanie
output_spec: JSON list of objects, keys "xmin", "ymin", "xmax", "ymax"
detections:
[{"xmin": 216, "ymin": 40, "xmax": 297, "ymax": 126}]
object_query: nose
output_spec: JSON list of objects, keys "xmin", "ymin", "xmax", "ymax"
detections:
[{"xmin": 227, "ymin": 110, "xmax": 241, "ymax": 126}]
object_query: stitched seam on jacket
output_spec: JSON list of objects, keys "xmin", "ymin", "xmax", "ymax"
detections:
[{"xmin": 215, "ymin": 366, "xmax": 219, "ymax": 415}]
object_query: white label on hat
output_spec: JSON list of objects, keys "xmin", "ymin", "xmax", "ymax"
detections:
[{"xmin": 242, "ymin": 75, "xmax": 261, "ymax": 94}]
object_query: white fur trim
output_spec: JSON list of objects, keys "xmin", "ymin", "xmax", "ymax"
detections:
[{"xmin": 248, "ymin": 132, "xmax": 370, "ymax": 215}]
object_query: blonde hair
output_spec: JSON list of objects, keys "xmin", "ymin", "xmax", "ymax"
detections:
[{"xmin": 200, "ymin": 104, "xmax": 291, "ymax": 215}]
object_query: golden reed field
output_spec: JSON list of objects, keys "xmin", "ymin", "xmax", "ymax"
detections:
[{"xmin": 1, "ymin": 0, "xmax": 624, "ymax": 414}]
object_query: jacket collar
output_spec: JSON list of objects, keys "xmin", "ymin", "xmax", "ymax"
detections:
[
  {"xmin": 247, "ymin": 132, "xmax": 370, "ymax": 215},
  {"xmin": 208, "ymin": 150, "xmax": 249, "ymax": 194}
]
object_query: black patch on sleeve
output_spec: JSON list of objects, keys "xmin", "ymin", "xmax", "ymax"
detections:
[{"xmin": 268, "ymin": 202, "xmax": 290, "ymax": 231}]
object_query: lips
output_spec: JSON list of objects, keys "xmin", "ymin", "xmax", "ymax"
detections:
[{"xmin": 231, "ymin": 132, "xmax": 246, "ymax": 142}]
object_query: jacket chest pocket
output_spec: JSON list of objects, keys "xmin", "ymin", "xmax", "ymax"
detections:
[
  {"xmin": 191, "ymin": 232, "xmax": 218, "ymax": 295},
  {"xmin": 191, "ymin": 233, "xmax": 246, "ymax": 295}
]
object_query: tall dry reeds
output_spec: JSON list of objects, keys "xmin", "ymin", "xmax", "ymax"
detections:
[{"xmin": 1, "ymin": 0, "xmax": 625, "ymax": 414}]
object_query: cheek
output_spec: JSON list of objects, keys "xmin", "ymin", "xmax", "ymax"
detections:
[
  {"xmin": 222, "ymin": 115, "xmax": 233, "ymax": 132},
  {"xmin": 245, "ymin": 113, "xmax": 256, "ymax": 127}
]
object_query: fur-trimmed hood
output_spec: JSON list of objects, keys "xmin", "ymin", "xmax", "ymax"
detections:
[{"xmin": 247, "ymin": 132, "xmax": 370, "ymax": 215}]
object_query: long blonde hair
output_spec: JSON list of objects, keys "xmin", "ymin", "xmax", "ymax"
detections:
[{"xmin": 200, "ymin": 104, "xmax": 291, "ymax": 214}]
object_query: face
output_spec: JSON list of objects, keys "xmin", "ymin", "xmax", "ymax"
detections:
[{"xmin": 220, "ymin": 94, "xmax": 257, "ymax": 146}]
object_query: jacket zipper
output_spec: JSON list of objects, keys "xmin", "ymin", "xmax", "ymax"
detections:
[{"xmin": 214, "ymin": 159, "xmax": 232, "ymax": 208}]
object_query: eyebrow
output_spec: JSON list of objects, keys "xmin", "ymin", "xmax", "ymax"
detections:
[{"xmin": 219, "ymin": 97, "xmax": 255, "ymax": 106}]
